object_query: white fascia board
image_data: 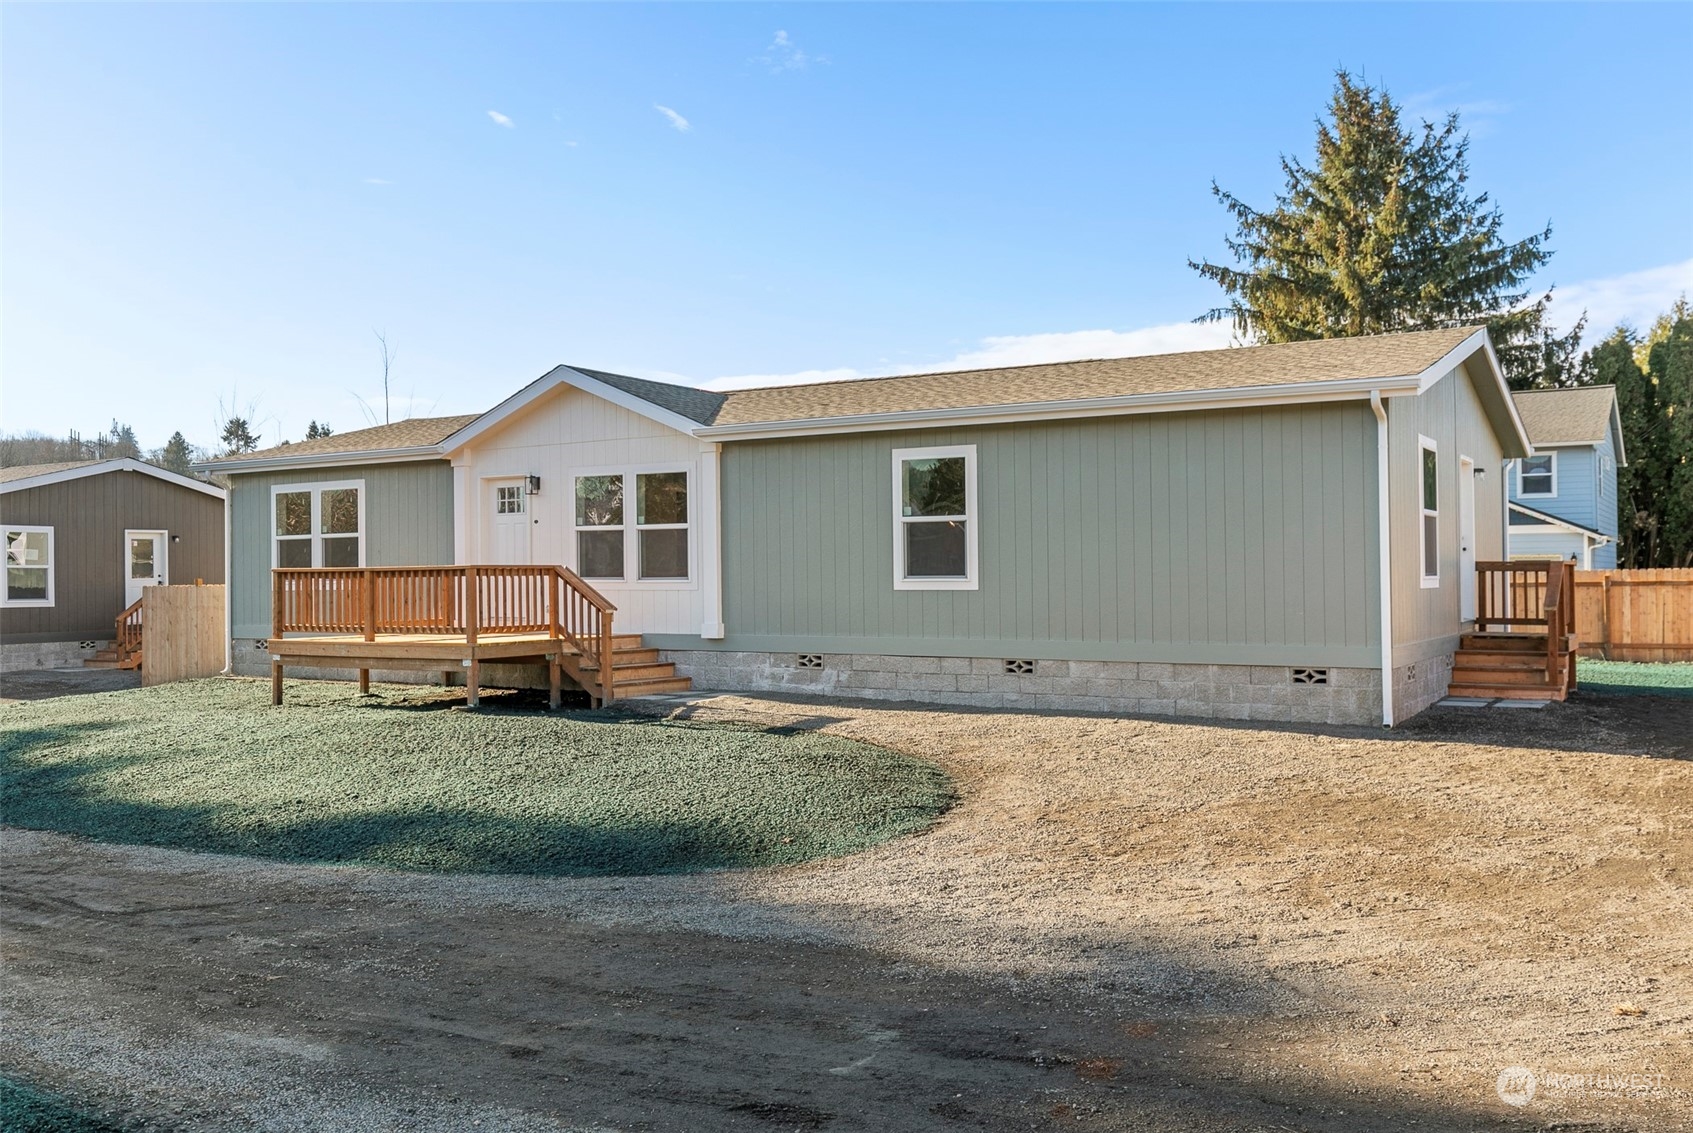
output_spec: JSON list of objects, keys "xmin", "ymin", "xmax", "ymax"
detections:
[
  {"xmin": 1610, "ymin": 399, "xmax": 1629, "ymax": 466},
  {"xmin": 3, "ymin": 458, "xmax": 226, "ymax": 499},
  {"xmin": 193, "ymin": 448, "xmax": 448, "ymax": 476},
  {"xmin": 1415, "ymin": 330, "xmax": 1533, "ymax": 459},
  {"xmin": 438, "ymin": 365, "xmax": 706, "ymax": 457},
  {"xmin": 694, "ymin": 374, "xmax": 1426, "ymax": 441},
  {"xmin": 1507, "ymin": 501, "xmax": 1608, "ymax": 540}
]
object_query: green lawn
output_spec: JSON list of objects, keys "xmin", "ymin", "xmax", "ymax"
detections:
[
  {"xmin": 1577, "ymin": 659, "xmax": 1693, "ymax": 698},
  {"xmin": 0, "ymin": 680, "xmax": 953, "ymax": 876},
  {"xmin": 0, "ymin": 1078, "xmax": 123, "ymax": 1133}
]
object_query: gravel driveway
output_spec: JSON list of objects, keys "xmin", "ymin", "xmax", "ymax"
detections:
[{"xmin": 4, "ymin": 682, "xmax": 1690, "ymax": 1131}]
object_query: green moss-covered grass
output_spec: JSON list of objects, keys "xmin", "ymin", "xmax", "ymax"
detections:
[
  {"xmin": 1577, "ymin": 659, "xmax": 1693, "ymax": 698},
  {"xmin": 0, "ymin": 680, "xmax": 952, "ymax": 876},
  {"xmin": 0, "ymin": 1078, "xmax": 123, "ymax": 1133}
]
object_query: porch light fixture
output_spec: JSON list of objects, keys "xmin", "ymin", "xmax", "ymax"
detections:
[{"xmin": 527, "ymin": 475, "xmax": 542, "ymax": 495}]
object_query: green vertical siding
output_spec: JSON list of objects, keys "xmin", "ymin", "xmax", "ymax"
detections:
[
  {"xmin": 715, "ymin": 402, "xmax": 1382, "ymax": 665},
  {"xmin": 229, "ymin": 461, "xmax": 455, "ymax": 638}
]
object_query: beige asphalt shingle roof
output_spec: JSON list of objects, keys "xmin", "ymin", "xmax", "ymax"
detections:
[
  {"xmin": 203, "ymin": 415, "xmax": 481, "ymax": 466},
  {"xmin": 1510, "ymin": 386, "xmax": 1618, "ymax": 446},
  {"xmin": 581, "ymin": 325, "xmax": 1482, "ymax": 428},
  {"xmin": 0, "ymin": 460, "xmax": 102, "ymax": 483}
]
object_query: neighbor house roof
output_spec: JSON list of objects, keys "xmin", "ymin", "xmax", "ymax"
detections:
[
  {"xmin": 0, "ymin": 458, "xmax": 225, "ymax": 499},
  {"xmin": 200, "ymin": 325, "xmax": 1530, "ymax": 472},
  {"xmin": 1508, "ymin": 500, "xmax": 1609, "ymax": 542},
  {"xmin": 0, "ymin": 460, "xmax": 102, "ymax": 484},
  {"xmin": 199, "ymin": 415, "xmax": 481, "ymax": 471},
  {"xmin": 1510, "ymin": 386, "xmax": 1625, "ymax": 460}
]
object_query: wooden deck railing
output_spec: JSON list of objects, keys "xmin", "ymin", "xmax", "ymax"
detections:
[
  {"xmin": 1475, "ymin": 559, "xmax": 1576, "ymax": 692},
  {"xmin": 1541, "ymin": 559, "xmax": 1575, "ymax": 686},
  {"xmin": 271, "ymin": 565, "xmax": 616, "ymax": 700},
  {"xmin": 114, "ymin": 596, "xmax": 144, "ymax": 662}
]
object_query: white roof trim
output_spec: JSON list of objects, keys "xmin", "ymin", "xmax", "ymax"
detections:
[
  {"xmin": 693, "ymin": 373, "xmax": 1431, "ymax": 440},
  {"xmin": 1509, "ymin": 501, "xmax": 1609, "ymax": 541},
  {"xmin": 439, "ymin": 365, "xmax": 705, "ymax": 456},
  {"xmin": 195, "ymin": 446, "xmax": 450, "ymax": 475},
  {"xmin": 1, "ymin": 458, "xmax": 225, "ymax": 499},
  {"xmin": 1411, "ymin": 329, "xmax": 1533, "ymax": 459}
]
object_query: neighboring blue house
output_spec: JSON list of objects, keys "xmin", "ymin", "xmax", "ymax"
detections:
[{"xmin": 1505, "ymin": 386, "xmax": 1626, "ymax": 569}]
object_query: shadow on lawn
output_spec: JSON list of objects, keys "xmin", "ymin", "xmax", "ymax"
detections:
[{"xmin": 0, "ymin": 737, "xmax": 885, "ymax": 878}]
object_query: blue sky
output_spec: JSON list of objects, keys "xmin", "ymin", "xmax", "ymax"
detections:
[{"xmin": 4, "ymin": 3, "xmax": 1690, "ymax": 451}]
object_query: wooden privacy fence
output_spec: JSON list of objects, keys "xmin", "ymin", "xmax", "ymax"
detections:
[
  {"xmin": 1573, "ymin": 569, "xmax": 1693, "ymax": 662},
  {"xmin": 140, "ymin": 583, "xmax": 226, "ymax": 687}
]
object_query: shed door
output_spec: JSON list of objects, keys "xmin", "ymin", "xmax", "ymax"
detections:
[
  {"xmin": 125, "ymin": 530, "xmax": 168, "ymax": 608},
  {"xmin": 486, "ymin": 480, "xmax": 532, "ymax": 564}
]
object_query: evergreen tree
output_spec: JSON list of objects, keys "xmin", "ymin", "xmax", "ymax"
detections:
[
  {"xmin": 1590, "ymin": 330, "xmax": 1660, "ymax": 568},
  {"xmin": 94, "ymin": 419, "xmax": 142, "ymax": 460},
  {"xmin": 1645, "ymin": 306, "xmax": 1693, "ymax": 566},
  {"xmin": 1191, "ymin": 72, "xmax": 1577, "ymax": 389},
  {"xmin": 305, "ymin": 420, "xmax": 334, "ymax": 440},
  {"xmin": 155, "ymin": 431, "xmax": 196, "ymax": 475},
  {"xmin": 220, "ymin": 417, "xmax": 259, "ymax": 455}
]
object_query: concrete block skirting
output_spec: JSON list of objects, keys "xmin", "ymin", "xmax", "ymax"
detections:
[
  {"xmin": 660, "ymin": 650, "xmax": 1396, "ymax": 727},
  {"xmin": 1, "ymin": 639, "xmax": 108, "ymax": 673},
  {"xmin": 1392, "ymin": 654, "xmax": 1454, "ymax": 724}
]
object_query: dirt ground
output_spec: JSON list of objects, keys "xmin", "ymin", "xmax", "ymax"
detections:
[{"xmin": 4, "ymin": 683, "xmax": 1691, "ymax": 1132}]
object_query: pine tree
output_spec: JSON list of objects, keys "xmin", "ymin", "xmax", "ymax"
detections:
[
  {"xmin": 1191, "ymin": 72, "xmax": 1577, "ymax": 389},
  {"xmin": 1591, "ymin": 330, "xmax": 1660, "ymax": 568},
  {"xmin": 305, "ymin": 420, "xmax": 335, "ymax": 440},
  {"xmin": 155, "ymin": 431, "xmax": 195, "ymax": 475},
  {"xmin": 220, "ymin": 417, "xmax": 259, "ymax": 455},
  {"xmin": 1645, "ymin": 306, "xmax": 1693, "ymax": 566}
]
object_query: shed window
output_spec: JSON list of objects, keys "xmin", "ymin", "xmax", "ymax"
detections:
[
  {"xmin": 273, "ymin": 482, "xmax": 364, "ymax": 568},
  {"xmin": 1419, "ymin": 437, "xmax": 1439, "ymax": 587},
  {"xmin": 573, "ymin": 469, "xmax": 691, "ymax": 582},
  {"xmin": 3, "ymin": 526, "xmax": 54, "ymax": 606},
  {"xmin": 1518, "ymin": 453, "xmax": 1556, "ymax": 497},
  {"xmin": 893, "ymin": 445, "xmax": 978, "ymax": 590}
]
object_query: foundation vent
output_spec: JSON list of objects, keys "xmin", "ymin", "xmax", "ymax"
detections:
[
  {"xmin": 1292, "ymin": 667, "xmax": 1330, "ymax": 686},
  {"xmin": 78, "ymin": 640, "xmax": 98, "ymax": 650},
  {"xmin": 795, "ymin": 654, "xmax": 824, "ymax": 670},
  {"xmin": 1003, "ymin": 659, "xmax": 1038, "ymax": 675}
]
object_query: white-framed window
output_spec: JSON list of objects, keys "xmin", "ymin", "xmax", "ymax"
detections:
[
  {"xmin": 892, "ymin": 444, "xmax": 978, "ymax": 590},
  {"xmin": 3, "ymin": 525, "xmax": 54, "ymax": 607},
  {"xmin": 495, "ymin": 484, "xmax": 525, "ymax": 514},
  {"xmin": 572, "ymin": 468, "xmax": 691, "ymax": 583},
  {"xmin": 1419, "ymin": 435, "xmax": 1439, "ymax": 588},
  {"xmin": 272, "ymin": 480, "xmax": 365, "ymax": 568},
  {"xmin": 1517, "ymin": 452, "xmax": 1556, "ymax": 497}
]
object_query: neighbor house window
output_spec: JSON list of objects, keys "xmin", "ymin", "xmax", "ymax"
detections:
[
  {"xmin": 574, "ymin": 469, "xmax": 691, "ymax": 582},
  {"xmin": 1518, "ymin": 452, "xmax": 1556, "ymax": 497},
  {"xmin": 3, "ymin": 525, "xmax": 54, "ymax": 606},
  {"xmin": 892, "ymin": 445, "xmax": 978, "ymax": 590},
  {"xmin": 1419, "ymin": 436, "xmax": 1439, "ymax": 587},
  {"xmin": 272, "ymin": 481, "xmax": 364, "ymax": 568}
]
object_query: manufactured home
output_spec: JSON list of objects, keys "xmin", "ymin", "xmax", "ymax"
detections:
[
  {"xmin": 1, "ymin": 459, "xmax": 226, "ymax": 671},
  {"xmin": 202, "ymin": 326, "xmax": 1558, "ymax": 724}
]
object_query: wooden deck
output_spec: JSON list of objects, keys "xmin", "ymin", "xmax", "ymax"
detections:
[
  {"xmin": 268, "ymin": 566, "xmax": 690, "ymax": 708},
  {"xmin": 1448, "ymin": 561, "xmax": 1578, "ymax": 701}
]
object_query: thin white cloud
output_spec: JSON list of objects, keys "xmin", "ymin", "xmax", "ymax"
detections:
[
  {"xmin": 1548, "ymin": 258, "xmax": 1693, "ymax": 337},
  {"xmin": 760, "ymin": 29, "xmax": 822, "ymax": 73},
  {"xmin": 487, "ymin": 110, "xmax": 514, "ymax": 128},
  {"xmin": 361, "ymin": 178, "xmax": 392, "ymax": 186},
  {"xmin": 654, "ymin": 104, "xmax": 691, "ymax": 132},
  {"xmin": 700, "ymin": 320, "xmax": 1237, "ymax": 391}
]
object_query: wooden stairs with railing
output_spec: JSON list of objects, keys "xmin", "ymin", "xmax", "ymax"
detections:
[
  {"xmin": 84, "ymin": 597, "xmax": 145, "ymax": 671},
  {"xmin": 1447, "ymin": 561, "xmax": 1578, "ymax": 702},
  {"xmin": 566, "ymin": 634, "xmax": 693, "ymax": 699}
]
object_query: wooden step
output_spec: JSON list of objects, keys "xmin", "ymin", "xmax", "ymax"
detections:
[
  {"xmin": 614, "ymin": 675, "xmax": 694, "ymax": 697},
  {"xmin": 1446, "ymin": 685, "xmax": 1567, "ymax": 702},
  {"xmin": 1460, "ymin": 632, "xmax": 1547, "ymax": 652},
  {"xmin": 118, "ymin": 652, "xmax": 144, "ymax": 671},
  {"xmin": 1452, "ymin": 665, "xmax": 1556, "ymax": 686},
  {"xmin": 82, "ymin": 659, "xmax": 123, "ymax": 670},
  {"xmin": 604, "ymin": 662, "xmax": 681, "ymax": 682}
]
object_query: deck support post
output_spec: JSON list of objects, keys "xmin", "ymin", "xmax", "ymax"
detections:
[
  {"xmin": 548, "ymin": 654, "xmax": 562, "ymax": 710},
  {"xmin": 466, "ymin": 658, "xmax": 481, "ymax": 709},
  {"xmin": 442, "ymin": 670, "xmax": 454, "ymax": 687},
  {"xmin": 358, "ymin": 668, "xmax": 371, "ymax": 695},
  {"xmin": 271, "ymin": 661, "xmax": 284, "ymax": 706}
]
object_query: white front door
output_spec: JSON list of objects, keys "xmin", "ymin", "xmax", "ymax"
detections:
[
  {"xmin": 1458, "ymin": 457, "xmax": 1477, "ymax": 621},
  {"xmin": 125, "ymin": 530, "xmax": 168, "ymax": 608},
  {"xmin": 486, "ymin": 480, "xmax": 531, "ymax": 564}
]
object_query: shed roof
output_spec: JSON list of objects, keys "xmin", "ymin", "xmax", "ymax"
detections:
[
  {"xmin": 0, "ymin": 460, "xmax": 102, "ymax": 484},
  {"xmin": 0, "ymin": 458, "xmax": 225, "ymax": 498},
  {"xmin": 203, "ymin": 415, "xmax": 481, "ymax": 467}
]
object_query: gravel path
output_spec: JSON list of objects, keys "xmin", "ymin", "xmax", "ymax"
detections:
[{"xmin": 4, "ymin": 682, "xmax": 1690, "ymax": 1131}]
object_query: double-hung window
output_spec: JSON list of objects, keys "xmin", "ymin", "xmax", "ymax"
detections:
[
  {"xmin": 1419, "ymin": 436, "xmax": 1439, "ymax": 587},
  {"xmin": 892, "ymin": 445, "xmax": 978, "ymax": 590},
  {"xmin": 1517, "ymin": 452, "xmax": 1556, "ymax": 497},
  {"xmin": 3, "ymin": 525, "xmax": 54, "ymax": 606},
  {"xmin": 273, "ymin": 482, "xmax": 364, "ymax": 568},
  {"xmin": 573, "ymin": 470, "xmax": 690, "ymax": 582}
]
